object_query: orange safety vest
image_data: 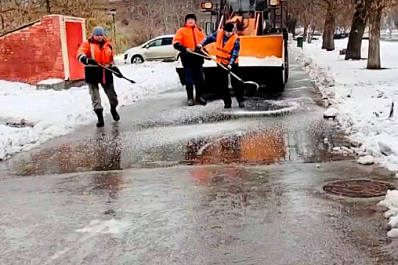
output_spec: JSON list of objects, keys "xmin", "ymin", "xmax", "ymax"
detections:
[
  {"xmin": 215, "ymin": 30, "xmax": 239, "ymax": 65},
  {"xmin": 173, "ymin": 25, "xmax": 206, "ymax": 50}
]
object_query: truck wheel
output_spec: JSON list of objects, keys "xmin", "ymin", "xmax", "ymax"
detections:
[
  {"xmin": 284, "ymin": 51, "xmax": 289, "ymax": 82},
  {"xmin": 271, "ymin": 69, "xmax": 285, "ymax": 93}
]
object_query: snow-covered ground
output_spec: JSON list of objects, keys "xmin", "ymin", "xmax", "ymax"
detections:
[
  {"xmin": 0, "ymin": 61, "xmax": 180, "ymax": 160},
  {"xmin": 378, "ymin": 190, "xmax": 398, "ymax": 238},
  {"xmin": 291, "ymin": 38, "xmax": 398, "ymax": 172}
]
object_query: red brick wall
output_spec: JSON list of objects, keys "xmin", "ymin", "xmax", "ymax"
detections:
[{"xmin": 0, "ymin": 15, "xmax": 65, "ymax": 84}]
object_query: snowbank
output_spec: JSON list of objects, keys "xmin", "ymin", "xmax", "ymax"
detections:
[
  {"xmin": 0, "ymin": 61, "xmax": 180, "ymax": 160},
  {"xmin": 378, "ymin": 190, "xmax": 398, "ymax": 237},
  {"xmin": 37, "ymin": 78, "xmax": 64, "ymax": 85},
  {"xmin": 290, "ymin": 38, "xmax": 398, "ymax": 172}
]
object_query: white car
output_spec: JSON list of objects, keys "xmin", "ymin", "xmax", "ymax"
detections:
[{"xmin": 123, "ymin": 34, "xmax": 179, "ymax": 64}]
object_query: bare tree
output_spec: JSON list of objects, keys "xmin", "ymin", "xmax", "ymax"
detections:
[
  {"xmin": 320, "ymin": 0, "xmax": 337, "ymax": 50},
  {"xmin": 335, "ymin": 1, "xmax": 355, "ymax": 31},
  {"xmin": 345, "ymin": 0, "xmax": 369, "ymax": 60},
  {"xmin": 0, "ymin": 0, "xmax": 205, "ymax": 51},
  {"xmin": 307, "ymin": 5, "xmax": 325, "ymax": 43},
  {"xmin": 366, "ymin": 0, "xmax": 397, "ymax": 69},
  {"xmin": 289, "ymin": 0, "xmax": 314, "ymax": 41}
]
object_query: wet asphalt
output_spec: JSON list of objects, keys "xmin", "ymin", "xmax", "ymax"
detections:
[{"xmin": 1, "ymin": 61, "xmax": 398, "ymax": 264}]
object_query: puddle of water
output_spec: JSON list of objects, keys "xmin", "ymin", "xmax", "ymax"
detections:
[{"xmin": 6, "ymin": 120, "xmax": 354, "ymax": 176}]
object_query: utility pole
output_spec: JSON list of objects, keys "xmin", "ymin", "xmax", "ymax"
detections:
[
  {"xmin": 45, "ymin": 0, "xmax": 51, "ymax": 14},
  {"xmin": 110, "ymin": 8, "xmax": 117, "ymax": 54}
]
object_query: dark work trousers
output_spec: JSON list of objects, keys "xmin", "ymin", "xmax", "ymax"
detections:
[
  {"xmin": 184, "ymin": 64, "xmax": 205, "ymax": 100},
  {"xmin": 87, "ymin": 83, "xmax": 118, "ymax": 111},
  {"xmin": 217, "ymin": 64, "xmax": 244, "ymax": 105}
]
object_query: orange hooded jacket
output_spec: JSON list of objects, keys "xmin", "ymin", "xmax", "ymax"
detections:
[
  {"xmin": 76, "ymin": 38, "xmax": 115, "ymax": 84},
  {"xmin": 173, "ymin": 25, "xmax": 206, "ymax": 50}
]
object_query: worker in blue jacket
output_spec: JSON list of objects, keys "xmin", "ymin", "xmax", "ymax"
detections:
[{"xmin": 197, "ymin": 22, "xmax": 244, "ymax": 108}]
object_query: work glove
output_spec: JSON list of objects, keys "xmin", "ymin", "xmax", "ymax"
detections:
[
  {"xmin": 86, "ymin": 58, "xmax": 98, "ymax": 66},
  {"xmin": 201, "ymin": 48, "xmax": 211, "ymax": 60},
  {"xmin": 227, "ymin": 64, "xmax": 232, "ymax": 71},
  {"xmin": 196, "ymin": 44, "xmax": 203, "ymax": 51},
  {"xmin": 111, "ymin": 66, "xmax": 123, "ymax": 78}
]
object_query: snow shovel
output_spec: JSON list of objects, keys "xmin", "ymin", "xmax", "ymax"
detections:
[
  {"xmin": 189, "ymin": 49, "xmax": 259, "ymax": 94},
  {"xmin": 99, "ymin": 64, "xmax": 136, "ymax": 84}
]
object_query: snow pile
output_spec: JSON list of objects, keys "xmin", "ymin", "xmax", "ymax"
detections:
[
  {"xmin": 290, "ymin": 38, "xmax": 398, "ymax": 171},
  {"xmin": 37, "ymin": 78, "xmax": 64, "ymax": 85},
  {"xmin": 378, "ymin": 190, "xmax": 398, "ymax": 238},
  {"xmin": 0, "ymin": 61, "xmax": 180, "ymax": 160},
  {"xmin": 357, "ymin": 155, "xmax": 375, "ymax": 165}
]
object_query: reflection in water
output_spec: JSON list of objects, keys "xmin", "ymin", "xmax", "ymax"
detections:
[
  {"xmin": 191, "ymin": 166, "xmax": 250, "ymax": 186},
  {"xmin": 186, "ymin": 129, "xmax": 286, "ymax": 165}
]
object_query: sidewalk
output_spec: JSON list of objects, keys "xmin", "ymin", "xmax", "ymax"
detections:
[{"xmin": 291, "ymin": 38, "xmax": 398, "ymax": 172}]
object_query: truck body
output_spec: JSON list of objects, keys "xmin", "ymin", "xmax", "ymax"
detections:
[{"xmin": 176, "ymin": 0, "xmax": 289, "ymax": 96}]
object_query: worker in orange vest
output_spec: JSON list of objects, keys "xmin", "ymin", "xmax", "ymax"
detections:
[
  {"xmin": 173, "ymin": 14, "xmax": 207, "ymax": 106},
  {"xmin": 197, "ymin": 22, "xmax": 244, "ymax": 109},
  {"xmin": 76, "ymin": 26, "xmax": 122, "ymax": 127}
]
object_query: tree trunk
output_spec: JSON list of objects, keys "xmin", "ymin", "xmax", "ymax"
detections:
[
  {"xmin": 45, "ymin": 0, "xmax": 51, "ymax": 14},
  {"xmin": 367, "ymin": 8, "xmax": 382, "ymax": 69},
  {"xmin": 303, "ymin": 24, "xmax": 308, "ymax": 42},
  {"xmin": 345, "ymin": 1, "xmax": 367, "ymax": 60},
  {"xmin": 393, "ymin": 10, "xmax": 398, "ymax": 29},
  {"xmin": 308, "ymin": 26, "xmax": 315, "ymax": 43},
  {"xmin": 322, "ymin": 8, "xmax": 335, "ymax": 51},
  {"xmin": 389, "ymin": 13, "xmax": 393, "ymax": 38},
  {"xmin": 288, "ymin": 18, "xmax": 297, "ymax": 37}
]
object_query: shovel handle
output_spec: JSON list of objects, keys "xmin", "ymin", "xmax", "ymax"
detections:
[
  {"xmin": 198, "ymin": 49, "xmax": 244, "ymax": 83},
  {"xmin": 98, "ymin": 64, "xmax": 136, "ymax": 84}
]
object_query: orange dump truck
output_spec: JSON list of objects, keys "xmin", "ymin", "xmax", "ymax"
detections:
[{"xmin": 176, "ymin": 0, "xmax": 289, "ymax": 96}]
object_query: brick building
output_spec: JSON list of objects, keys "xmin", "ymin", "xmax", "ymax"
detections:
[{"xmin": 0, "ymin": 15, "xmax": 86, "ymax": 84}]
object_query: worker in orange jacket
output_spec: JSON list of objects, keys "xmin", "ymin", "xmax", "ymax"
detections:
[
  {"xmin": 76, "ymin": 26, "xmax": 122, "ymax": 127},
  {"xmin": 173, "ymin": 14, "xmax": 207, "ymax": 106},
  {"xmin": 197, "ymin": 22, "xmax": 244, "ymax": 109}
]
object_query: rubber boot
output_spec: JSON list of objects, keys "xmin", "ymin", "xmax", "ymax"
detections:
[
  {"xmin": 223, "ymin": 97, "xmax": 232, "ymax": 109},
  {"xmin": 186, "ymin": 86, "xmax": 194, "ymax": 106},
  {"xmin": 196, "ymin": 97, "xmax": 207, "ymax": 106},
  {"xmin": 95, "ymin": 109, "xmax": 104, "ymax": 127},
  {"xmin": 111, "ymin": 106, "xmax": 120, "ymax": 121},
  {"xmin": 195, "ymin": 87, "xmax": 207, "ymax": 106}
]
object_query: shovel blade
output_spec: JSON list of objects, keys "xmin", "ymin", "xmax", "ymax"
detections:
[{"xmin": 243, "ymin": 81, "xmax": 259, "ymax": 97}]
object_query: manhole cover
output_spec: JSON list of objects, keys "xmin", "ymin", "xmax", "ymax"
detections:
[{"xmin": 323, "ymin": 179, "xmax": 395, "ymax": 198}]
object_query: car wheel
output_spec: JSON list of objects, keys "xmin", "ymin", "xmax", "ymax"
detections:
[{"xmin": 131, "ymin": 55, "xmax": 144, "ymax": 64}]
